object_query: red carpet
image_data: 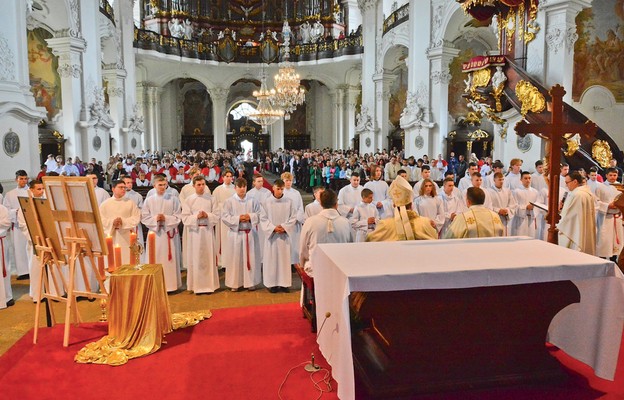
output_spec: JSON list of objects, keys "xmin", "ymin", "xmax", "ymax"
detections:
[{"xmin": 0, "ymin": 303, "xmax": 337, "ymax": 400}]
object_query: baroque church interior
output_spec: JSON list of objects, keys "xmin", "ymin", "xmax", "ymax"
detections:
[{"xmin": 2, "ymin": 0, "xmax": 624, "ymax": 398}]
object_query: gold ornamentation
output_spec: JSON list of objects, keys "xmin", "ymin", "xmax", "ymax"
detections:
[
  {"xmin": 592, "ymin": 140, "xmax": 613, "ymax": 168},
  {"xmin": 517, "ymin": 3, "xmax": 525, "ymax": 44},
  {"xmin": 505, "ymin": 12, "xmax": 516, "ymax": 52},
  {"xmin": 470, "ymin": 68, "xmax": 491, "ymax": 100},
  {"xmin": 524, "ymin": 21, "xmax": 540, "ymax": 44},
  {"xmin": 515, "ymin": 80, "xmax": 546, "ymax": 116},
  {"xmin": 564, "ymin": 133, "xmax": 580, "ymax": 157}
]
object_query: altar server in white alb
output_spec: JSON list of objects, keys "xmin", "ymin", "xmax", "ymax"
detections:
[
  {"xmin": 364, "ymin": 165, "xmax": 389, "ymax": 217},
  {"xmin": 281, "ymin": 172, "xmax": 305, "ymax": 264},
  {"xmin": 259, "ymin": 179, "xmax": 297, "ymax": 293},
  {"xmin": 337, "ymin": 172, "xmax": 364, "ymax": 219},
  {"xmin": 487, "ymin": 172, "xmax": 517, "ymax": 236},
  {"xmin": 350, "ymin": 188, "xmax": 379, "ymax": 242},
  {"xmin": 181, "ymin": 175, "xmax": 220, "ymax": 294},
  {"xmin": 511, "ymin": 171, "xmax": 540, "ymax": 237},
  {"xmin": 212, "ymin": 170, "xmax": 236, "ymax": 268},
  {"xmin": 221, "ymin": 178, "xmax": 262, "ymax": 291},
  {"xmin": 247, "ymin": 174, "xmax": 273, "ymax": 262},
  {"xmin": 179, "ymin": 168, "xmax": 204, "ymax": 270},
  {"xmin": 558, "ymin": 171, "xmax": 596, "ymax": 255},
  {"xmin": 594, "ymin": 167, "xmax": 623, "ymax": 259},
  {"xmin": 100, "ymin": 180, "xmax": 141, "ymax": 266},
  {"xmin": 0, "ymin": 203, "xmax": 13, "ymax": 309},
  {"xmin": 88, "ymin": 174, "xmax": 110, "ymax": 205},
  {"xmin": 142, "ymin": 175, "xmax": 182, "ymax": 292},
  {"xmin": 439, "ymin": 177, "xmax": 467, "ymax": 238},
  {"xmin": 3, "ymin": 170, "xmax": 30, "ymax": 279},
  {"xmin": 414, "ymin": 178, "xmax": 445, "ymax": 234},
  {"xmin": 304, "ymin": 186, "xmax": 325, "ymax": 220}
]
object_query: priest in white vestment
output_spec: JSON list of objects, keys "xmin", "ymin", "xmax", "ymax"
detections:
[
  {"xmin": 558, "ymin": 172, "xmax": 596, "ymax": 255},
  {"xmin": 221, "ymin": 178, "xmax": 262, "ymax": 291},
  {"xmin": 444, "ymin": 187, "xmax": 505, "ymax": 239},
  {"xmin": 350, "ymin": 188, "xmax": 379, "ymax": 242},
  {"xmin": 181, "ymin": 176, "xmax": 220, "ymax": 294},
  {"xmin": 100, "ymin": 180, "xmax": 141, "ymax": 266},
  {"xmin": 3, "ymin": 170, "xmax": 30, "ymax": 278},
  {"xmin": 282, "ymin": 172, "xmax": 305, "ymax": 264},
  {"xmin": 487, "ymin": 172, "xmax": 518, "ymax": 236},
  {"xmin": 259, "ymin": 179, "xmax": 298, "ymax": 292},
  {"xmin": 299, "ymin": 189, "xmax": 352, "ymax": 277},
  {"xmin": 337, "ymin": 173, "xmax": 364, "ymax": 219},
  {"xmin": 142, "ymin": 176, "xmax": 182, "ymax": 292},
  {"xmin": 594, "ymin": 168, "xmax": 623, "ymax": 258},
  {"xmin": 0, "ymin": 203, "xmax": 13, "ymax": 308},
  {"xmin": 439, "ymin": 177, "xmax": 467, "ymax": 238},
  {"xmin": 212, "ymin": 170, "xmax": 236, "ymax": 267},
  {"xmin": 510, "ymin": 172, "xmax": 540, "ymax": 237}
]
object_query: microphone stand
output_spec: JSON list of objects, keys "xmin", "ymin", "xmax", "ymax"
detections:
[{"xmin": 304, "ymin": 311, "xmax": 331, "ymax": 372}]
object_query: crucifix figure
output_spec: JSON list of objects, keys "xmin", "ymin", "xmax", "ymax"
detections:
[{"xmin": 515, "ymin": 84, "xmax": 597, "ymax": 245}]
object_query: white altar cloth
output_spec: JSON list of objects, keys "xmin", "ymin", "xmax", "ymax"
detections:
[{"xmin": 313, "ymin": 237, "xmax": 624, "ymax": 400}]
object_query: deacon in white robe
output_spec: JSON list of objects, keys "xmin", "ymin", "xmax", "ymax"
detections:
[
  {"xmin": 221, "ymin": 181, "xmax": 262, "ymax": 290},
  {"xmin": 181, "ymin": 178, "xmax": 219, "ymax": 294},
  {"xmin": 3, "ymin": 173, "xmax": 30, "ymax": 277},
  {"xmin": 212, "ymin": 172, "xmax": 236, "ymax": 267},
  {"xmin": 558, "ymin": 172, "xmax": 596, "ymax": 255},
  {"xmin": 259, "ymin": 184, "xmax": 297, "ymax": 291},
  {"xmin": 142, "ymin": 177, "xmax": 182, "ymax": 292},
  {"xmin": 511, "ymin": 173, "xmax": 539, "ymax": 237},
  {"xmin": 0, "ymin": 204, "xmax": 13, "ymax": 308},
  {"xmin": 100, "ymin": 181, "xmax": 141, "ymax": 266},
  {"xmin": 594, "ymin": 170, "xmax": 623, "ymax": 258},
  {"xmin": 487, "ymin": 173, "xmax": 518, "ymax": 236}
]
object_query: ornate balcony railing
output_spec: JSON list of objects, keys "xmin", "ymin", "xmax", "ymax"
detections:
[
  {"xmin": 383, "ymin": 4, "xmax": 409, "ymax": 35},
  {"xmin": 133, "ymin": 28, "xmax": 363, "ymax": 64},
  {"xmin": 100, "ymin": 0, "xmax": 115, "ymax": 26}
]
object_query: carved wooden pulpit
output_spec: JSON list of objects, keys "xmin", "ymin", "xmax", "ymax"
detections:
[{"xmin": 515, "ymin": 85, "xmax": 597, "ymax": 244}]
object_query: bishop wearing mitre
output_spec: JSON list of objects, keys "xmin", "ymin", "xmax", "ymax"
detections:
[{"xmin": 100, "ymin": 180, "xmax": 141, "ymax": 266}]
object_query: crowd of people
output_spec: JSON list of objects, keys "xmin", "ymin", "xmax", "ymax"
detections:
[{"xmin": 0, "ymin": 147, "xmax": 622, "ymax": 310}]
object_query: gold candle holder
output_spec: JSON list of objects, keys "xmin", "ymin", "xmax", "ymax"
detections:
[
  {"xmin": 129, "ymin": 241, "xmax": 144, "ymax": 270},
  {"xmin": 99, "ymin": 298, "xmax": 108, "ymax": 322}
]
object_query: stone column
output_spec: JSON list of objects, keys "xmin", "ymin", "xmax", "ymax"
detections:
[
  {"xmin": 143, "ymin": 85, "xmax": 161, "ymax": 153},
  {"xmin": 344, "ymin": 85, "xmax": 360, "ymax": 150},
  {"xmin": 102, "ymin": 67, "xmax": 127, "ymax": 155},
  {"xmin": 135, "ymin": 83, "xmax": 149, "ymax": 151},
  {"xmin": 270, "ymin": 118, "xmax": 285, "ymax": 151},
  {"xmin": 542, "ymin": 0, "xmax": 589, "ymax": 102},
  {"xmin": 343, "ymin": 0, "xmax": 362, "ymax": 33},
  {"xmin": 209, "ymin": 87, "xmax": 229, "ymax": 150},
  {"xmin": 46, "ymin": 36, "xmax": 87, "ymax": 158},
  {"xmin": 150, "ymin": 87, "xmax": 163, "ymax": 151},
  {"xmin": 373, "ymin": 72, "xmax": 394, "ymax": 151},
  {"xmin": 331, "ymin": 87, "xmax": 345, "ymax": 149},
  {"xmin": 357, "ymin": 0, "xmax": 380, "ymax": 154},
  {"xmin": 427, "ymin": 44, "xmax": 458, "ymax": 157}
]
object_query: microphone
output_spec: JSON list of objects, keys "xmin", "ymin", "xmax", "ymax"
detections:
[{"xmin": 304, "ymin": 312, "xmax": 331, "ymax": 372}]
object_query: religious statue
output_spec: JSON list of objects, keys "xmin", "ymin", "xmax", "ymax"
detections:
[
  {"xmin": 356, "ymin": 107, "xmax": 374, "ymax": 132},
  {"xmin": 240, "ymin": 5, "xmax": 253, "ymax": 20},
  {"xmin": 89, "ymin": 88, "xmax": 115, "ymax": 129},
  {"xmin": 183, "ymin": 19, "xmax": 194, "ymax": 40},
  {"xmin": 491, "ymin": 66, "xmax": 507, "ymax": 89},
  {"xmin": 463, "ymin": 73, "xmax": 473, "ymax": 93},
  {"xmin": 217, "ymin": 30, "xmax": 224, "ymax": 40},
  {"xmin": 168, "ymin": 18, "xmax": 185, "ymax": 39},
  {"xmin": 300, "ymin": 21, "xmax": 311, "ymax": 44},
  {"xmin": 310, "ymin": 20, "xmax": 325, "ymax": 43},
  {"xmin": 282, "ymin": 21, "xmax": 292, "ymax": 46},
  {"xmin": 128, "ymin": 104, "xmax": 145, "ymax": 135}
]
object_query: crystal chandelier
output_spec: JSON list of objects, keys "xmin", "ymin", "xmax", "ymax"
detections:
[
  {"xmin": 270, "ymin": 28, "xmax": 305, "ymax": 120},
  {"xmin": 249, "ymin": 72, "xmax": 284, "ymax": 128}
]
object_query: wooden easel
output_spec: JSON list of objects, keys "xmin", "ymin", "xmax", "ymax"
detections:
[{"xmin": 33, "ymin": 176, "xmax": 110, "ymax": 347}]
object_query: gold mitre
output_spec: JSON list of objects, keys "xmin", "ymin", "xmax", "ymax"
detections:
[{"xmin": 389, "ymin": 175, "xmax": 413, "ymax": 207}]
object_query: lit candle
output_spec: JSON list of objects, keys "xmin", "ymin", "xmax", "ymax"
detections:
[
  {"xmin": 114, "ymin": 245, "xmax": 122, "ymax": 272},
  {"xmin": 148, "ymin": 231, "xmax": 156, "ymax": 264},
  {"xmin": 129, "ymin": 232, "xmax": 138, "ymax": 266},
  {"xmin": 105, "ymin": 236, "xmax": 114, "ymax": 271}
]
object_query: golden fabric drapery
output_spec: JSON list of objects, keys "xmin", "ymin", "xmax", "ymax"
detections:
[{"xmin": 75, "ymin": 264, "xmax": 211, "ymax": 366}]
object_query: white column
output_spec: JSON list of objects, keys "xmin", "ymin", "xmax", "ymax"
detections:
[
  {"xmin": 210, "ymin": 87, "xmax": 229, "ymax": 150},
  {"xmin": 342, "ymin": 0, "xmax": 362, "ymax": 33},
  {"xmin": 144, "ymin": 85, "xmax": 159, "ymax": 152},
  {"xmin": 543, "ymin": 0, "xmax": 589, "ymax": 102},
  {"xmin": 357, "ymin": 0, "xmax": 380, "ymax": 154},
  {"xmin": 136, "ymin": 83, "xmax": 149, "ymax": 151},
  {"xmin": 270, "ymin": 118, "xmax": 285, "ymax": 151},
  {"xmin": 428, "ymin": 45, "xmax": 459, "ymax": 157},
  {"xmin": 344, "ymin": 85, "xmax": 360, "ymax": 150},
  {"xmin": 151, "ymin": 87, "xmax": 163, "ymax": 151},
  {"xmin": 46, "ymin": 36, "xmax": 87, "ymax": 158},
  {"xmin": 0, "ymin": 1, "xmax": 46, "ymax": 178},
  {"xmin": 373, "ymin": 73, "xmax": 394, "ymax": 150},
  {"xmin": 102, "ymin": 68, "xmax": 127, "ymax": 155},
  {"xmin": 331, "ymin": 87, "xmax": 345, "ymax": 149}
]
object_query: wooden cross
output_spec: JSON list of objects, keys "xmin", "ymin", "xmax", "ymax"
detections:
[{"xmin": 515, "ymin": 84, "xmax": 597, "ymax": 245}]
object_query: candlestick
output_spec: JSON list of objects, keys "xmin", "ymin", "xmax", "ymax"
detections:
[
  {"xmin": 114, "ymin": 245, "xmax": 122, "ymax": 272},
  {"xmin": 105, "ymin": 236, "xmax": 114, "ymax": 271},
  {"xmin": 148, "ymin": 231, "xmax": 156, "ymax": 264},
  {"xmin": 129, "ymin": 232, "xmax": 138, "ymax": 266}
]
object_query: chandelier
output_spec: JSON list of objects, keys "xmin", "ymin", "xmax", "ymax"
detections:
[
  {"xmin": 270, "ymin": 27, "xmax": 305, "ymax": 120},
  {"xmin": 249, "ymin": 72, "xmax": 284, "ymax": 129}
]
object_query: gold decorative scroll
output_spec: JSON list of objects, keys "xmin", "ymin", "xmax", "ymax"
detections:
[
  {"xmin": 471, "ymin": 68, "xmax": 491, "ymax": 89},
  {"xmin": 524, "ymin": 21, "xmax": 540, "ymax": 44},
  {"xmin": 592, "ymin": 140, "xmax": 613, "ymax": 168},
  {"xmin": 517, "ymin": 3, "xmax": 525, "ymax": 44},
  {"xmin": 505, "ymin": 12, "xmax": 516, "ymax": 52},
  {"xmin": 564, "ymin": 133, "xmax": 580, "ymax": 157},
  {"xmin": 515, "ymin": 80, "xmax": 546, "ymax": 116}
]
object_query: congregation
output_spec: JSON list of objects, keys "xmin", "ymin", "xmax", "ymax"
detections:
[{"xmin": 0, "ymin": 147, "xmax": 622, "ymax": 310}]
